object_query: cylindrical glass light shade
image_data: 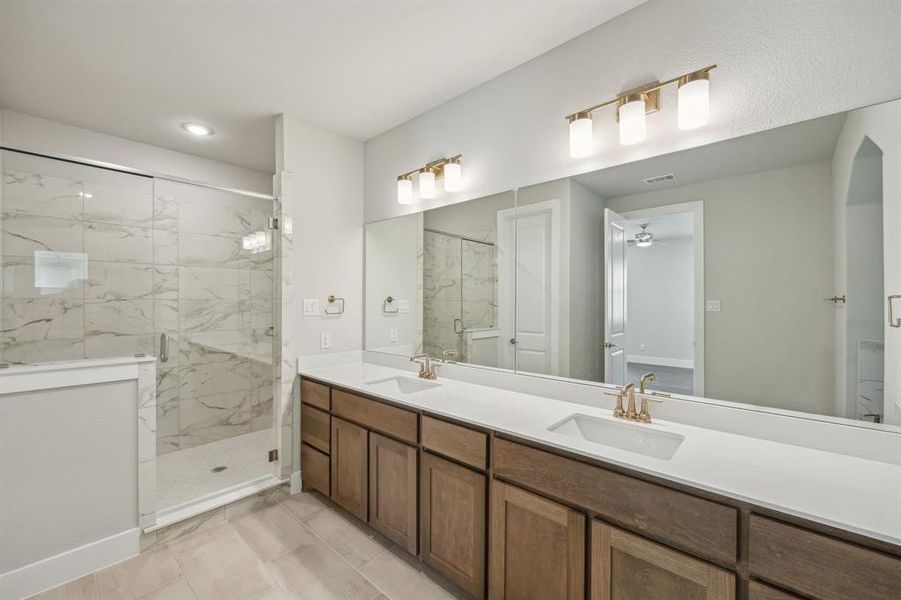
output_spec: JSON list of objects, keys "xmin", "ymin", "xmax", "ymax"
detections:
[
  {"xmin": 397, "ymin": 176, "xmax": 415, "ymax": 204},
  {"xmin": 569, "ymin": 114, "xmax": 593, "ymax": 158},
  {"xmin": 443, "ymin": 161, "xmax": 462, "ymax": 192},
  {"xmin": 419, "ymin": 170, "xmax": 436, "ymax": 199},
  {"xmin": 618, "ymin": 95, "xmax": 646, "ymax": 145},
  {"xmin": 678, "ymin": 76, "xmax": 710, "ymax": 130}
]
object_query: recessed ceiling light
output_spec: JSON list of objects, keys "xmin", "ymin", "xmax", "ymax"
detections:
[{"xmin": 181, "ymin": 122, "xmax": 214, "ymax": 136}]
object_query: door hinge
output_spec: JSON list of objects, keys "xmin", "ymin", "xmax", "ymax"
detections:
[
  {"xmin": 268, "ymin": 217, "xmax": 279, "ymax": 230},
  {"xmin": 268, "ymin": 449, "xmax": 278, "ymax": 462}
]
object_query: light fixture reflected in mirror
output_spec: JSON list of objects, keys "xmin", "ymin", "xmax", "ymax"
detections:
[
  {"xmin": 565, "ymin": 65, "xmax": 715, "ymax": 154},
  {"xmin": 618, "ymin": 94, "xmax": 647, "ymax": 145},
  {"xmin": 678, "ymin": 72, "xmax": 710, "ymax": 130}
]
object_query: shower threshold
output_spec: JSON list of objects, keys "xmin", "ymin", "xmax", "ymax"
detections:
[{"xmin": 148, "ymin": 473, "xmax": 285, "ymax": 532}]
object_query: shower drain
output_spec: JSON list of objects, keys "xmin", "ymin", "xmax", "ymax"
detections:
[{"xmin": 212, "ymin": 466, "xmax": 228, "ymax": 473}]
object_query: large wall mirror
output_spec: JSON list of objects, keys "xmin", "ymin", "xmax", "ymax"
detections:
[{"xmin": 365, "ymin": 98, "xmax": 900, "ymax": 428}]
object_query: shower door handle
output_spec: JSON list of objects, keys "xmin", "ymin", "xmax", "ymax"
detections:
[
  {"xmin": 159, "ymin": 332, "xmax": 169, "ymax": 362},
  {"xmin": 453, "ymin": 318, "xmax": 464, "ymax": 335}
]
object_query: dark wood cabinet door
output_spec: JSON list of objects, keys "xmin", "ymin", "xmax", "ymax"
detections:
[
  {"xmin": 489, "ymin": 480, "xmax": 585, "ymax": 600},
  {"xmin": 368, "ymin": 432, "xmax": 418, "ymax": 553},
  {"xmin": 301, "ymin": 404, "xmax": 330, "ymax": 453},
  {"xmin": 591, "ymin": 520, "xmax": 735, "ymax": 600},
  {"xmin": 421, "ymin": 452, "xmax": 486, "ymax": 599},
  {"xmin": 330, "ymin": 416, "xmax": 368, "ymax": 520},
  {"xmin": 748, "ymin": 581, "xmax": 801, "ymax": 600}
]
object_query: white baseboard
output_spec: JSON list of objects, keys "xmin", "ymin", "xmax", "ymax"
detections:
[
  {"xmin": 0, "ymin": 528, "xmax": 140, "ymax": 600},
  {"xmin": 628, "ymin": 355, "xmax": 694, "ymax": 369}
]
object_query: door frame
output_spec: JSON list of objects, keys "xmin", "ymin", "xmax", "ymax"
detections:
[
  {"xmin": 620, "ymin": 201, "xmax": 705, "ymax": 396},
  {"xmin": 497, "ymin": 198, "xmax": 562, "ymax": 375}
]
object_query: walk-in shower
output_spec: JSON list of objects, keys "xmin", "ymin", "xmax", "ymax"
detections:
[{"xmin": 0, "ymin": 148, "xmax": 282, "ymax": 524}]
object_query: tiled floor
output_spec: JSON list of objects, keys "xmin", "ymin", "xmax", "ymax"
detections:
[
  {"xmin": 31, "ymin": 491, "xmax": 465, "ymax": 600},
  {"xmin": 158, "ymin": 429, "xmax": 274, "ymax": 510}
]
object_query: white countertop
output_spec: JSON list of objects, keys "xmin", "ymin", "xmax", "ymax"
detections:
[{"xmin": 300, "ymin": 359, "xmax": 901, "ymax": 546}]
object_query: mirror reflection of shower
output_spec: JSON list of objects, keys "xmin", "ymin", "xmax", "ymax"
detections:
[{"xmin": 422, "ymin": 228, "xmax": 498, "ymax": 366}]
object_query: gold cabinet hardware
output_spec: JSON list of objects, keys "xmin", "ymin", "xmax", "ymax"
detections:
[{"xmin": 825, "ymin": 295, "xmax": 846, "ymax": 304}]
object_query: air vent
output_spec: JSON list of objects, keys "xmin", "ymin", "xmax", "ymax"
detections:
[{"xmin": 643, "ymin": 173, "xmax": 676, "ymax": 185}]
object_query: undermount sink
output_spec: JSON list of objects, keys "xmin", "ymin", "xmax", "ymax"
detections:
[
  {"xmin": 365, "ymin": 376, "xmax": 441, "ymax": 394},
  {"xmin": 548, "ymin": 413, "xmax": 684, "ymax": 460}
]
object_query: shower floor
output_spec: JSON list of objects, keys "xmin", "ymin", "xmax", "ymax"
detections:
[{"xmin": 157, "ymin": 429, "xmax": 274, "ymax": 511}]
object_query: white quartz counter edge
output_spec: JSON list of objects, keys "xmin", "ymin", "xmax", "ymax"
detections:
[{"xmin": 299, "ymin": 360, "xmax": 901, "ymax": 547}]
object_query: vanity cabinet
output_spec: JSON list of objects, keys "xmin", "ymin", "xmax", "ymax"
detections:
[
  {"xmin": 591, "ymin": 520, "xmax": 735, "ymax": 600},
  {"xmin": 330, "ymin": 416, "xmax": 369, "ymax": 520},
  {"xmin": 421, "ymin": 451, "xmax": 486, "ymax": 599},
  {"xmin": 299, "ymin": 377, "xmax": 901, "ymax": 600},
  {"xmin": 369, "ymin": 432, "xmax": 418, "ymax": 553},
  {"xmin": 489, "ymin": 480, "xmax": 585, "ymax": 600}
]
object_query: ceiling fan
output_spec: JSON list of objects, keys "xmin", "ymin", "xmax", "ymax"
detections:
[{"xmin": 627, "ymin": 223, "xmax": 655, "ymax": 248}]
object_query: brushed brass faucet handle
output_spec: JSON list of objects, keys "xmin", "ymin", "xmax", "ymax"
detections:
[{"xmin": 637, "ymin": 394, "xmax": 664, "ymax": 423}]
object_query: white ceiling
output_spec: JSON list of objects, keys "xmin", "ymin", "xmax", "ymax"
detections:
[
  {"xmin": 573, "ymin": 112, "xmax": 847, "ymax": 199},
  {"xmin": 0, "ymin": 1, "xmax": 644, "ymax": 173}
]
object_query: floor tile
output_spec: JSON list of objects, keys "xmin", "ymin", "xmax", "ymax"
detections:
[
  {"xmin": 30, "ymin": 575, "xmax": 99, "ymax": 600},
  {"xmin": 278, "ymin": 491, "xmax": 327, "ymax": 522},
  {"xmin": 358, "ymin": 550, "xmax": 456, "ymax": 600},
  {"xmin": 267, "ymin": 539, "xmax": 382, "ymax": 600},
  {"xmin": 133, "ymin": 578, "xmax": 196, "ymax": 600},
  {"xmin": 95, "ymin": 546, "xmax": 182, "ymax": 599},
  {"xmin": 233, "ymin": 504, "xmax": 318, "ymax": 562},
  {"xmin": 169, "ymin": 522, "xmax": 275, "ymax": 600},
  {"xmin": 251, "ymin": 589, "xmax": 296, "ymax": 600},
  {"xmin": 302, "ymin": 508, "xmax": 388, "ymax": 568}
]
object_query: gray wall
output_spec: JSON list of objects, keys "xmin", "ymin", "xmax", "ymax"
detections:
[
  {"xmin": 0, "ymin": 381, "xmax": 137, "ymax": 573},
  {"xmin": 608, "ymin": 160, "xmax": 835, "ymax": 415}
]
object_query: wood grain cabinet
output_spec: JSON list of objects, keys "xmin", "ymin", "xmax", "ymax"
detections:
[
  {"xmin": 747, "ymin": 581, "xmax": 801, "ymax": 600},
  {"xmin": 301, "ymin": 404, "xmax": 330, "ymax": 453},
  {"xmin": 368, "ymin": 432, "xmax": 418, "ymax": 553},
  {"xmin": 330, "ymin": 416, "xmax": 368, "ymax": 520},
  {"xmin": 591, "ymin": 520, "xmax": 735, "ymax": 600},
  {"xmin": 421, "ymin": 452, "xmax": 486, "ymax": 599},
  {"xmin": 489, "ymin": 480, "xmax": 585, "ymax": 600},
  {"xmin": 300, "ymin": 443, "xmax": 329, "ymax": 495}
]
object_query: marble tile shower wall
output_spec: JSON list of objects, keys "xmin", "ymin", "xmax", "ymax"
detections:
[
  {"xmin": 421, "ymin": 230, "xmax": 496, "ymax": 362},
  {"xmin": 0, "ymin": 152, "xmax": 275, "ymax": 455}
]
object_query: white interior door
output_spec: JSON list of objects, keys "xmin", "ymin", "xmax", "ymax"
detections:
[
  {"xmin": 604, "ymin": 208, "xmax": 628, "ymax": 385},
  {"xmin": 498, "ymin": 200, "xmax": 561, "ymax": 376}
]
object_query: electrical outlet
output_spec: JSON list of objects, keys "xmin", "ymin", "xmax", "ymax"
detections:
[
  {"xmin": 706, "ymin": 299, "xmax": 722, "ymax": 312},
  {"xmin": 390, "ymin": 327, "xmax": 398, "ymax": 343},
  {"xmin": 303, "ymin": 299, "xmax": 320, "ymax": 316},
  {"xmin": 320, "ymin": 331, "xmax": 331, "ymax": 349}
]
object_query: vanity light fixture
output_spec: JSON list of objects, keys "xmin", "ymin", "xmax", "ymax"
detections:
[
  {"xmin": 565, "ymin": 65, "xmax": 716, "ymax": 156},
  {"xmin": 395, "ymin": 155, "xmax": 463, "ymax": 204}
]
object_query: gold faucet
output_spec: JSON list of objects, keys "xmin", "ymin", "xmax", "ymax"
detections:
[
  {"xmin": 410, "ymin": 354, "xmax": 438, "ymax": 380},
  {"xmin": 639, "ymin": 372, "xmax": 655, "ymax": 394}
]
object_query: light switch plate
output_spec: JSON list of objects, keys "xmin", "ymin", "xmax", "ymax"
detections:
[
  {"xmin": 398, "ymin": 299, "xmax": 410, "ymax": 314},
  {"xmin": 320, "ymin": 331, "xmax": 331, "ymax": 349},
  {"xmin": 303, "ymin": 299, "xmax": 320, "ymax": 316},
  {"xmin": 706, "ymin": 299, "xmax": 722, "ymax": 312}
]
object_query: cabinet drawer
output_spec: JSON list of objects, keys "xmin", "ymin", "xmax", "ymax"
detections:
[
  {"xmin": 301, "ymin": 379, "xmax": 330, "ymax": 410},
  {"xmin": 422, "ymin": 415, "xmax": 487, "ymax": 470},
  {"xmin": 748, "ymin": 582, "xmax": 801, "ymax": 600},
  {"xmin": 301, "ymin": 404, "xmax": 330, "ymax": 454},
  {"xmin": 748, "ymin": 515, "xmax": 901, "ymax": 600},
  {"xmin": 332, "ymin": 389, "xmax": 418, "ymax": 444},
  {"xmin": 301, "ymin": 443, "xmax": 329, "ymax": 495},
  {"xmin": 492, "ymin": 437, "xmax": 737, "ymax": 565}
]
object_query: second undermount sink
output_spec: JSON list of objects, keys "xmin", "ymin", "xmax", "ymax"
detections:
[
  {"xmin": 548, "ymin": 413, "xmax": 684, "ymax": 460},
  {"xmin": 365, "ymin": 375, "xmax": 441, "ymax": 394}
]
